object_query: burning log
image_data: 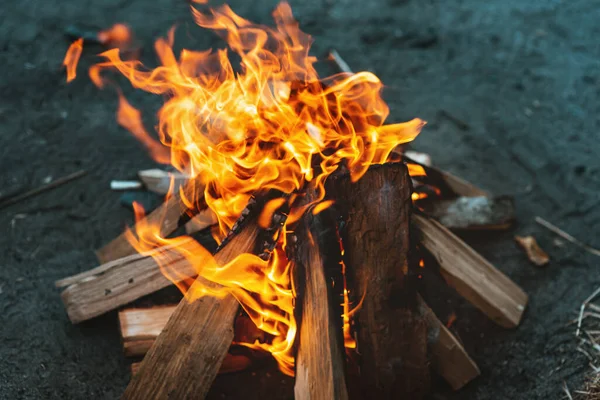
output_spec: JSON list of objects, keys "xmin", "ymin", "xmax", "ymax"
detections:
[
  {"xmin": 292, "ymin": 196, "xmax": 349, "ymax": 400},
  {"xmin": 413, "ymin": 214, "xmax": 528, "ymax": 328},
  {"xmin": 184, "ymin": 207, "xmax": 218, "ymax": 234},
  {"xmin": 328, "ymin": 163, "xmax": 430, "ymax": 399},
  {"xmin": 119, "ymin": 306, "xmax": 260, "ymax": 376},
  {"xmin": 122, "ymin": 199, "xmax": 284, "ymax": 400},
  {"xmin": 95, "ymin": 188, "xmax": 199, "ymax": 263},
  {"xmin": 118, "ymin": 306, "xmax": 264, "ymax": 357},
  {"xmin": 418, "ymin": 296, "xmax": 480, "ymax": 390}
]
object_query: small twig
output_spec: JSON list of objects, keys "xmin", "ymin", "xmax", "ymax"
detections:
[
  {"xmin": 439, "ymin": 109, "xmax": 470, "ymax": 131},
  {"xmin": 536, "ymin": 216, "xmax": 600, "ymax": 257},
  {"xmin": 578, "ymin": 287, "xmax": 600, "ymax": 336},
  {"xmin": 0, "ymin": 170, "xmax": 87, "ymax": 211},
  {"xmin": 563, "ymin": 381, "xmax": 574, "ymax": 400},
  {"xmin": 327, "ymin": 49, "xmax": 353, "ymax": 74}
]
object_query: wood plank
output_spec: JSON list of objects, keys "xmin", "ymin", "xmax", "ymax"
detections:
[
  {"xmin": 328, "ymin": 163, "xmax": 430, "ymax": 399},
  {"xmin": 417, "ymin": 296, "xmax": 480, "ymax": 390},
  {"xmin": 119, "ymin": 305, "xmax": 175, "ymax": 341},
  {"xmin": 59, "ymin": 248, "xmax": 195, "ymax": 324},
  {"xmin": 122, "ymin": 220, "xmax": 260, "ymax": 400},
  {"xmin": 138, "ymin": 169, "xmax": 189, "ymax": 195},
  {"xmin": 118, "ymin": 306, "xmax": 264, "ymax": 358},
  {"xmin": 293, "ymin": 196, "xmax": 349, "ymax": 400},
  {"xmin": 95, "ymin": 190, "xmax": 190, "ymax": 264},
  {"xmin": 413, "ymin": 214, "xmax": 528, "ymax": 328}
]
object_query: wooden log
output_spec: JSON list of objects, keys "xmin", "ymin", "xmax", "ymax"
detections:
[
  {"xmin": 138, "ymin": 169, "xmax": 189, "ymax": 195},
  {"xmin": 293, "ymin": 198, "xmax": 349, "ymax": 400},
  {"xmin": 130, "ymin": 354, "xmax": 252, "ymax": 377},
  {"xmin": 424, "ymin": 195, "xmax": 515, "ymax": 230},
  {"xmin": 417, "ymin": 296, "xmax": 480, "ymax": 390},
  {"xmin": 58, "ymin": 245, "xmax": 195, "ymax": 323},
  {"xmin": 438, "ymin": 169, "xmax": 489, "ymax": 198},
  {"xmin": 413, "ymin": 214, "xmax": 528, "ymax": 328},
  {"xmin": 184, "ymin": 207, "xmax": 218, "ymax": 234},
  {"xmin": 118, "ymin": 306, "xmax": 264, "ymax": 357},
  {"xmin": 95, "ymin": 185, "xmax": 202, "ymax": 263},
  {"xmin": 119, "ymin": 305, "xmax": 176, "ymax": 343},
  {"xmin": 328, "ymin": 163, "xmax": 430, "ymax": 399},
  {"xmin": 122, "ymin": 215, "xmax": 263, "ymax": 399},
  {"xmin": 327, "ymin": 49, "xmax": 487, "ymax": 199}
]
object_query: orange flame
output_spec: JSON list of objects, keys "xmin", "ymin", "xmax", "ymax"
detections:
[
  {"xmin": 63, "ymin": 38, "xmax": 83, "ymax": 83},
  {"xmin": 116, "ymin": 94, "xmax": 171, "ymax": 164},
  {"xmin": 80, "ymin": 2, "xmax": 425, "ymax": 375}
]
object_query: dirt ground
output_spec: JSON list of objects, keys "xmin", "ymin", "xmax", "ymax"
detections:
[{"xmin": 1, "ymin": 0, "xmax": 599, "ymax": 399}]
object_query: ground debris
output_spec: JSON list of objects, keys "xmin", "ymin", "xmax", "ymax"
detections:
[{"xmin": 515, "ymin": 235, "xmax": 550, "ymax": 266}]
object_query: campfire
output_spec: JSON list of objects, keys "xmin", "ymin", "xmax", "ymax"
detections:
[{"xmin": 58, "ymin": 2, "xmax": 528, "ymax": 398}]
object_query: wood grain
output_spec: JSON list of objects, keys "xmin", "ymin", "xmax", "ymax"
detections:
[
  {"xmin": 413, "ymin": 214, "xmax": 528, "ymax": 328},
  {"xmin": 328, "ymin": 163, "xmax": 430, "ymax": 399},
  {"xmin": 95, "ymin": 190, "xmax": 191, "ymax": 264},
  {"xmin": 293, "ymin": 204, "xmax": 349, "ymax": 400},
  {"xmin": 418, "ymin": 296, "xmax": 480, "ymax": 390},
  {"xmin": 121, "ymin": 221, "xmax": 260, "ymax": 400},
  {"xmin": 59, "ymin": 247, "xmax": 194, "ymax": 324}
]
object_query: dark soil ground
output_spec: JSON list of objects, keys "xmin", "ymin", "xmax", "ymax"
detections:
[{"xmin": 1, "ymin": 0, "xmax": 599, "ymax": 399}]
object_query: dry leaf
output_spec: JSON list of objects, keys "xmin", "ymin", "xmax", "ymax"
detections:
[{"xmin": 515, "ymin": 235, "xmax": 549, "ymax": 266}]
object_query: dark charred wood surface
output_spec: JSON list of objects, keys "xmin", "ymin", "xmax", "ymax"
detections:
[{"xmin": 328, "ymin": 163, "xmax": 430, "ymax": 399}]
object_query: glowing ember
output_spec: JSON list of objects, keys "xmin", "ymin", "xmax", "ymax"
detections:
[{"xmin": 65, "ymin": 2, "xmax": 426, "ymax": 375}]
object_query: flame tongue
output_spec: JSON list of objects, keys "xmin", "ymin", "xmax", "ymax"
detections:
[{"xmin": 81, "ymin": 1, "xmax": 424, "ymax": 376}]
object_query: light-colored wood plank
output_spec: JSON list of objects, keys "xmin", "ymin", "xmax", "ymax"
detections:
[
  {"xmin": 122, "ymin": 221, "xmax": 260, "ymax": 400},
  {"xmin": 119, "ymin": 306, "xmax": 176, "ymax": 341},
  {"xmin": 294, "ymin": 195, "xmax": 349, "ymax": 400},
  {"xmin": 60, "ymin": 249, "xmax": 195, "ymax": 324},
  {"xmin": 413, "ymin": 214, "xmax": 528, "ymax": 328}
]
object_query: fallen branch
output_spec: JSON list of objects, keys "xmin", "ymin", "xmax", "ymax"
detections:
[
  {"xmin": 0, "ymin": 169, "xmax": 87, "ymax": 211},
  {"xmin": 535, "ymin": 216, "xmax": 600, "ymax": 257}
]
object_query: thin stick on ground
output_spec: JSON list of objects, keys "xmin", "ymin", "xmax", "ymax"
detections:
[
  {"xmin": 0, "ymin": 170, "xmax": 87, "ymax": 210},
  {"xmin": 536, "ymin": 216, "xmax": 600, "ymax": 257},
  {"xmin": 563, "ymin": 380, "xmax": 574, "ymax": 400},
  {"xmin": 577, "ymin": 287, "xmax": 600, "ymax": 337}
]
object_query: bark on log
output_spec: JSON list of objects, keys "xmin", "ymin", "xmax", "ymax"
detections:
[
  {"xmin": 417, "ymin": 296, "xmax": 479, "ymax": 390},
  {"xmin": 293, "ymin": 202, "xmax": 349, "ymax": 400},
  {"xmin": 413, "ymin": 214, "xmax": 528, "ymax": 328},
  {"xmin": 328, "ymin": 163, "xmax": 430, "ymax": 399},
  {"xmin": 121, "ymin": 219, "xmax": 259, "ymax": 400}
]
